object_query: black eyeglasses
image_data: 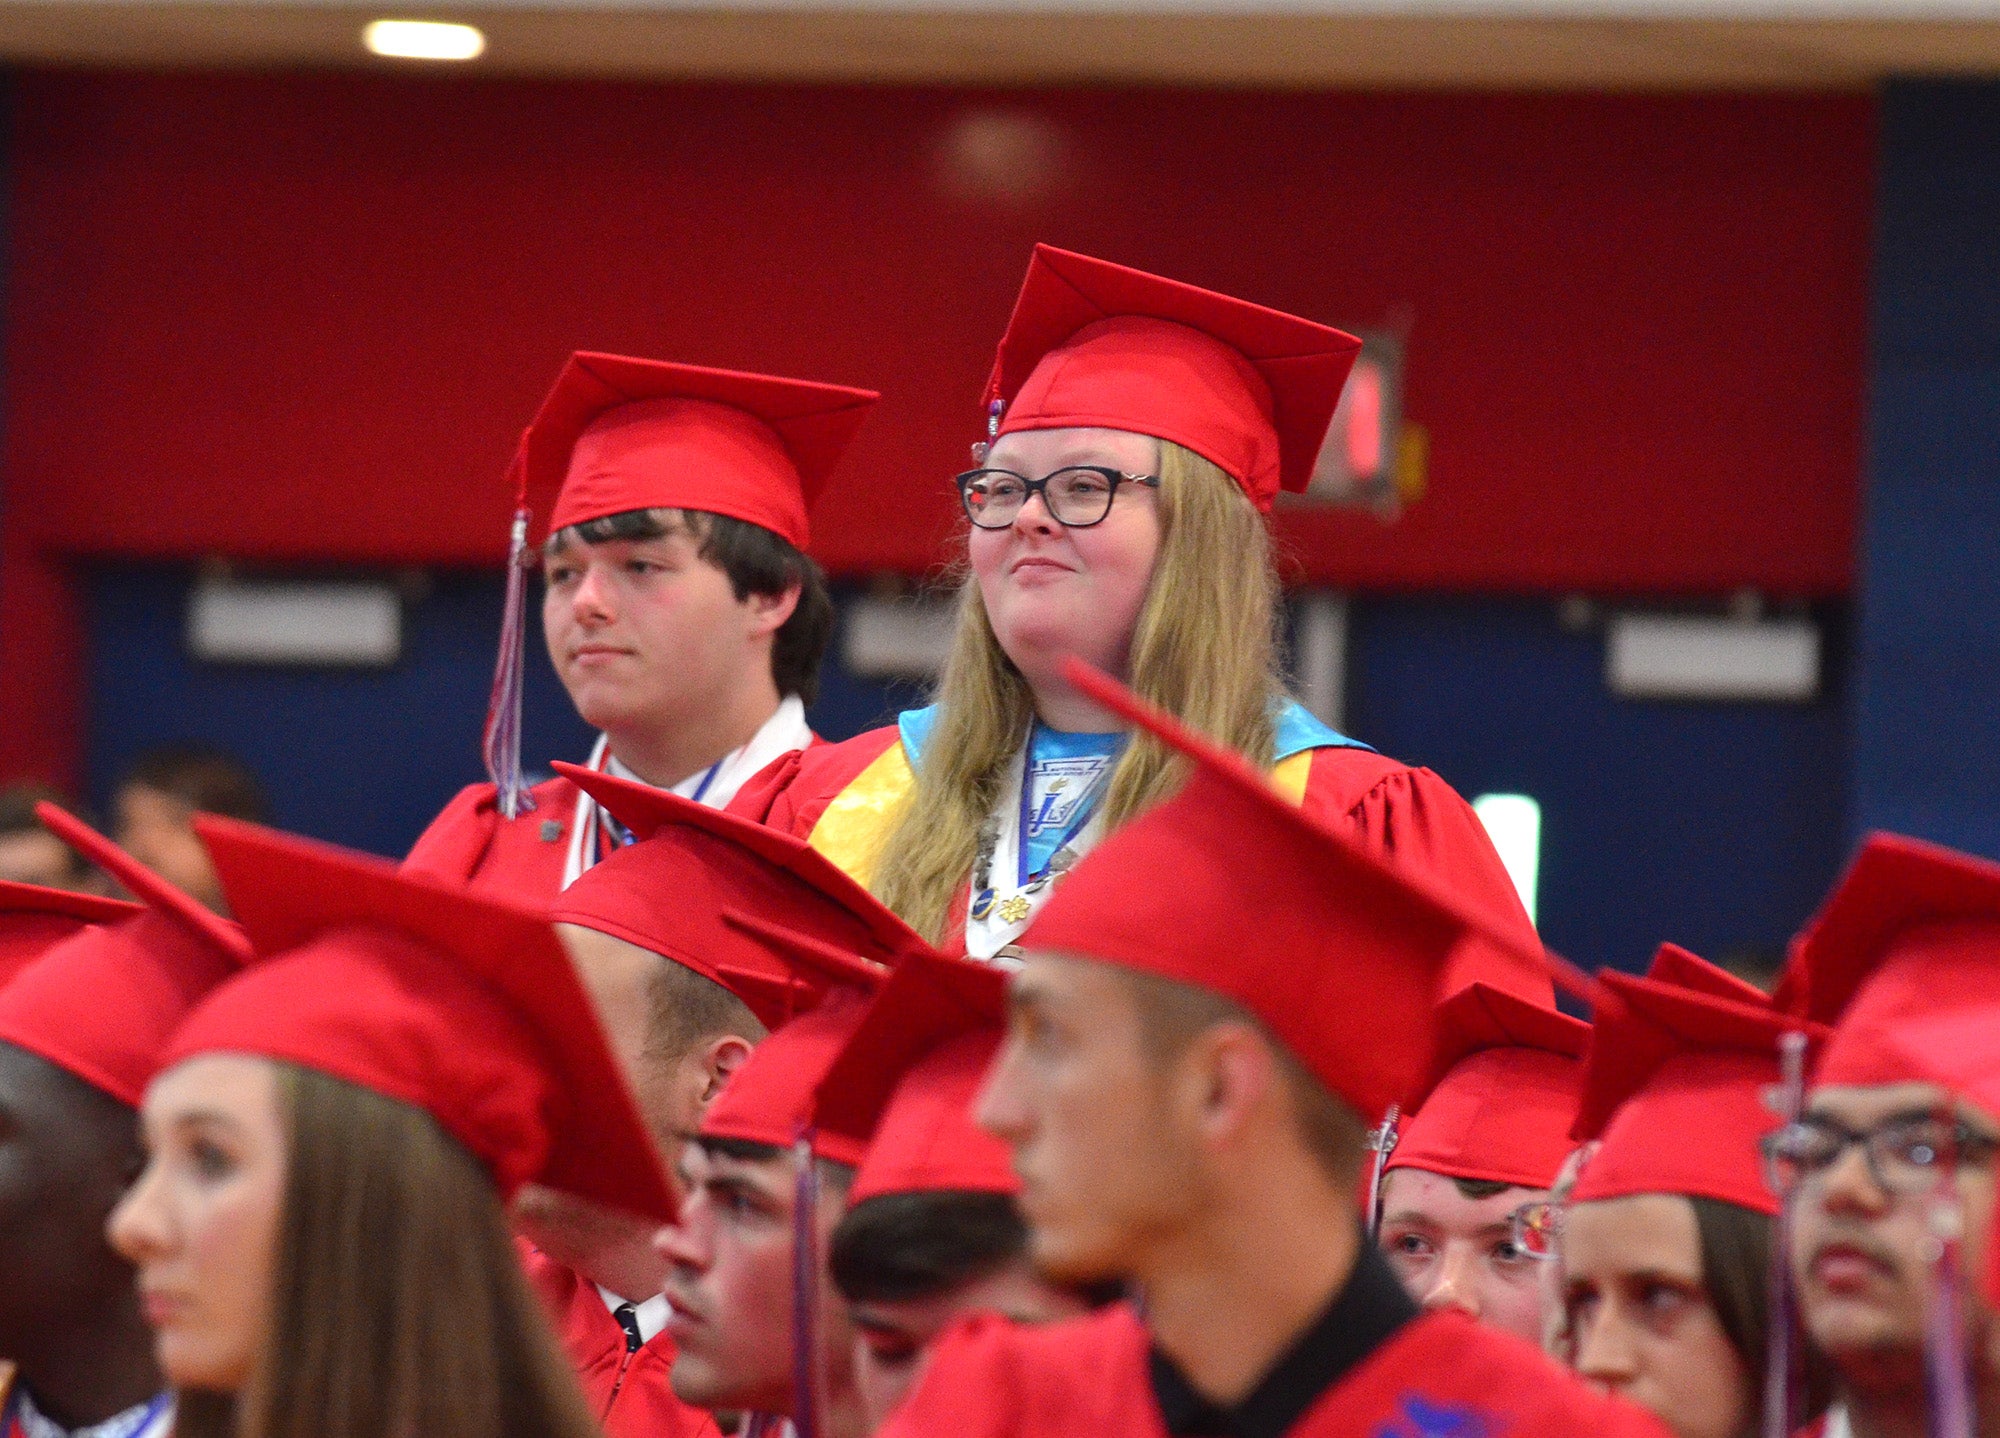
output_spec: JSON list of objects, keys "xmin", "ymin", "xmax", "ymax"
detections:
[
  {"xmin": 955, "ymin": 466, "xmax": 1160, "ymax": 530},
  {"xmin": 1761, "ymin": 1112, "xmax": 2000, "ymax": 1196}
]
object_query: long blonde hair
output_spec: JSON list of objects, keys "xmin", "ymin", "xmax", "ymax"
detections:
[{"xmin": 870, "ymin": 441, "xmax": 1285, "ymax": 941}]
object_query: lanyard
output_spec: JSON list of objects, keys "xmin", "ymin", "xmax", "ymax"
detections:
[
  {"xmin": 1013, "ymin": 730, "xmax": 1118, "ymax": 888},
  {"xmin": 592, "ymin": 756, "xmax": 723, "ymax": 857}
]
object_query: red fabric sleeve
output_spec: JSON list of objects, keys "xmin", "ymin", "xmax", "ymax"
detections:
[
  {"xmin": 1302, "ymin": 751, "xmax": 1552, "ymax": 1007},
  {"xmin": 402, "ymin": 783, "xmax": 500, "ymax": 882}
]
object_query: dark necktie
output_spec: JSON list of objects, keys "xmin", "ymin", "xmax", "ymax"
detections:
[{"xmin": 613, "ymin": 1302, "xmax": 643, "ymax": 1353}]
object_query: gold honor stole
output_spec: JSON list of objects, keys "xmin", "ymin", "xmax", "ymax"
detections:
[{"xmin": 806, "ymin": 743, "xmax": 1316, "ymax": 892}]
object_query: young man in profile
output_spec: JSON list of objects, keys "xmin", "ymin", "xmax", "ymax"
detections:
[
  {"xmin": 877, "ymin": 665, "xmax": 1671, "ymax": 1438},
  {"xmin": 406, "ymin": 352, "xmax": 876, "ymax": 898}
]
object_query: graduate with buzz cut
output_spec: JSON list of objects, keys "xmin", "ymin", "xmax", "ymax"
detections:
[
  {"xmin": 875, "ymin": 663, "xmax": 1672, "ymax": 1438},
  {"xmin": 658, "ymin": 918, "xmax": 897, "ymax": 1438},
  {"xmin": 0, "ymin": 808, "xmax": 248, "ymax": 1438},
  {"xmin": 407, "ymin": 351, "xmax": 878, "ymax": 899},
  {"xmin": 516, "ymin": 761, "xmax": 932, "ymax": 1438}
]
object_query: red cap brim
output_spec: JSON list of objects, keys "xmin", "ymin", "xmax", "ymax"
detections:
[
  {"xmin": 195, "ymin": 816, "xmax": 678, "ymax": 1223},
  {"xmin": 38, "ymin": 802, "xmax": 250, "ymax": 964}
]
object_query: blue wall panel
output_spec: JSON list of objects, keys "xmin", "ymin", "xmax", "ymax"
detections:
[
  {"xmin": 1854, "ymin": 80, "xmax": 2000, "ymax": 857},
  {"xmin": 1346, "ymin": 597, "xmax": 1851, "ymax": 975},
  {"xmin": 87, "ymin": 569, "xmax": 1851, "ymax": 962},
  {"xmin": 84, "ymin": 568, "xmax": 917, "ymax": 858}
]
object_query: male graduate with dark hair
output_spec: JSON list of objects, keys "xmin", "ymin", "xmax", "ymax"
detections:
[
  {"xmin": 0, "ymin": 808, "xmax": 246, "ymax": 1438},
  {"xmin": 1373, "ymin": 981, "xmax": 1588, "ymax": 1342},
  {"xmin": 813, "ymin": 940, "xmax": 1089, "ymax": 1430},
  {"xmin": 1767, "ymin": 834, "xmax": 2000, "ymax": 1438},
  {"xmin": 513, "ymin": 764, "xmax": 927, "ymax": 1438},
  {"xmin": 407, "ymin": 353, "xmax": 877, "ymax": 898},
  {"xmin": 876, "ymin": 663, "xmax": 1672, "ymax": 1438}
]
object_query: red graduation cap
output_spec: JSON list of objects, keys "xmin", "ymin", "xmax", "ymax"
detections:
[
  {"xmin": 699, "ymin": 909, "xmax": 891, "ymax": 1166},
  {"xmin": 0, "ymin": 880, "xmax": 137, "ymax": 989},
  {"xmin": 0, "ymin": 809, "xmax": 248, "ymax": 1107},
  {"xmin": 813, "ymin": 945, "xmax": 1014, "ymax": 1206},
  {"xmin": 522, "ymin": 352, "xmax": 879, "ymax": 552},
  {"xmin": 550, "ymin": 766, "xmax": 920, "ymax": 1029},
  {"xmin": 1021, "ymin": 659, "xmax": 1560, "ymax": 1124},
  {"xmin": 1569, "ymin": 972, "xmax": 1828, "ymax": 1215},
  {"xmin": 480, "ymin": 357, "xmax": 876, "ymax": 816},
  {"xmin": 983, "ymin": 245, "xmax": 1362, "ymax": 511},
  {"xmin": 1778, "ymin": 833, "xmax": 2000, "ymax": 1088},
  {"xmin": 171, "ymin": 816, "xmax": 678, "ymax": 1222},
  {"xmin": 1647, "ymin": 943, "xmax": 1772, "ymax": 1008},
  {"xmin": 1387, "ymin": 982, "xmax": 1589, "ymax": 1191}
]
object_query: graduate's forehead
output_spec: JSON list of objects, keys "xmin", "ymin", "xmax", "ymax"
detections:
[
  {"xmin": 1009, "ymin": 951, "xmax": 1136, "ymax": 1017},
  {"xmin": 687, "ymin": 1137, "xmax": 798, "ymax": 1195}
]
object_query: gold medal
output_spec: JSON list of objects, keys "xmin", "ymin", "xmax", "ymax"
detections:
[{"xmin": 996, "ymin": 894, "xmax": 1033, "ymax": 925}]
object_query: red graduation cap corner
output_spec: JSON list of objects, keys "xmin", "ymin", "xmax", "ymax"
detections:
[
  {"xmin": 179, "ymin": 816, "xmax": 678, "ymax": 1223},
  {"xmin": 522, "ymin": 352, "xmax": 879, "ymax": 552},
  {"xmin": 813, "ymin": 943, "xmax": 1014, "ymax": 1205},
  {"xmin": 1020, "ymin": 657, "xmax": 1576, "ymax": 1124},
  {"xmin": 699, "ymin": 909, "xmax": 892, "ymax": 1167},
  {"xmin": 0, "ymin": 810, "xmax": 247, "ymax": 1108},
  {"xmin": 1646, "ymin": 943, "xmax": 1773, "ymax": 1008},
  {"xmin": 1569, "ymin": 972, "xmax": 1828, "ymax": 1215},
  {"xmin": 1779, "ymin": 833, "xmax": 2000, "ymax": 1088},
  {"xmin": 0, "ymin": 880, "xmax": 138, "ymax": 989},
  {"xmin": 1387, "ymin": 982, "xmax": 1590, "ymax": 1192},
  {"xmin": 984, "ymin": 245, "xmax": 1361, "ymax": 511}
]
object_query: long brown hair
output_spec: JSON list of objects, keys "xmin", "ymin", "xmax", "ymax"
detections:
[
  {"xmin": 173, "ymin": 1064, "xmax": 603, "ymax": 1438},
  {"xmin": 1689, "ymin": 1196, "xmax": 1831, "ymax": 1436},
  {"xmin": 869, "ymin": 441, "xmax": 1285, "ymax": 941}
]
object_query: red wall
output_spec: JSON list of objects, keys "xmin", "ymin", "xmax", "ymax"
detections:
[{"xmin": 0, "ymin": 73, "xmax": 1876, "ymax": 783}]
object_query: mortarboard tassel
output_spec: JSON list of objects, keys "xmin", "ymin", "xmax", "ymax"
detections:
[
  {"xmin": 791, "ymin": 1131, "xmax": 825, "ymax": 1438},
  {"xmin": 1364, "ymin": 1105, "xmax": 1400, "ymax": 1239},
  {"xmin": 1923, "ymin": 1145, "xmax": 1976, "ymax": 1438},
  {"xmin": 1763, "ymin": 1031, "xmax": 1808, "ymax": 1438},
  {"xmin": 483, "ymin": 442, "xmax": 538, "ymax": 821}
]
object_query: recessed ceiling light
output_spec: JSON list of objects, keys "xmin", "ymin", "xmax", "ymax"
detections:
[{"xmin": 363, "ymin": 19, "xmax": 486, "ymax": 60}]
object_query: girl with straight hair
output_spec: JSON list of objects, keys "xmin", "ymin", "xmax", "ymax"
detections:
[
  {"xmin": 1555, "ymin": 960, "xmax": 1830, "ymax": 1438},
  {"xmin": 108, "ymin": 816, "xmax": 680, "ymax": 1438},
  {"xmin": 733, "ymin": 244, "xmax": 1537, "ymax": 964}
]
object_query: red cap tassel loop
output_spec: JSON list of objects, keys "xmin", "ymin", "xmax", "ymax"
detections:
[{"xmin": 483, "ymin": 505, "xmax": 538, "ymax": 820}]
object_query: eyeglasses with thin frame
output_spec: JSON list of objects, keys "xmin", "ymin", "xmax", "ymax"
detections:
[
  {"xmin": 1760, "ymin": 1110, "xmax": 2000, "ymax": 1197},
  {"xmin": 1509, "ymin": 1199, "xmax": 1564, "ymax": 1261},
  {"xmin": 955, "ymin": 466, "xmax": 1161, "ymax": 530}
]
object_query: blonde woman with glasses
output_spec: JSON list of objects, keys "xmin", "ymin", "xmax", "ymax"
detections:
[{"xmin": 733, "ymin": 245, "xmax": 1538, "ymax": 969}]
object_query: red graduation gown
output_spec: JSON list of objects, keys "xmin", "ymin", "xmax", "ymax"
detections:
[
  {"xmin": 729, "ymin": 724, "xmax": 1542, "ymax": 991},
  {"xmin": 403, "ymin": 774, "xmax": 582, "ymax": 902},
  {"xmin": 519, "ymin": 1244, "xmax": 722, "ymax": 1438},
  {"xmin": 877, "ymin": 1304, "xmax": 1673, "ymax": 1438}
]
